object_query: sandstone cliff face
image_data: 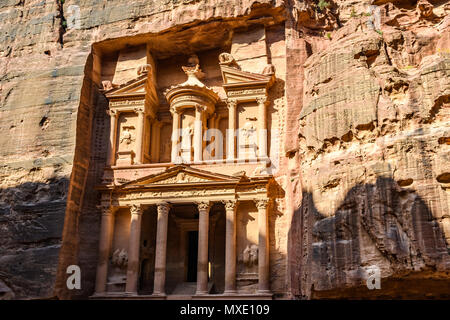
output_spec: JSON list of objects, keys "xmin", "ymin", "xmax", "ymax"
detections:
[
  {"xmin": 0, "ymin": 0, "xmax": 448, "ymax": 300},
  {"xmin": 288, "ymin": 0, "xmax": 450, "ymax": 298}
]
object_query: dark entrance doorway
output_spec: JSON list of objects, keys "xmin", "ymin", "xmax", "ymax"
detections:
[{"xmin": 187, "ymin": 231, "xmax": 198, "ymax": 282}]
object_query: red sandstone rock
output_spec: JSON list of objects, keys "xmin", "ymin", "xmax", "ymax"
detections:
[{"xmin": 0, "ymin": 0, "xmax": 448, "ymax": 300}]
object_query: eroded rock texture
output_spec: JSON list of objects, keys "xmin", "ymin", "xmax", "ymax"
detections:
[
  {"xmin": 0, "ymin": 0, "xmax": 448, "ymax": 299},
  {"xmin": 289, "ymin": 0, "xmax": 450, "ymax": 299}
]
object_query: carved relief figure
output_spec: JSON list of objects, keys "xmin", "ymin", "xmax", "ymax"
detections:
[
  {"xmin": 111, "ymin": 248, "xmax": 128, "ymax": 269},
  {"xmin": 239, "ymin": 121, "xmax": 257, "ymax": 158},
  {"xmin": 181, "ymin": 123, "xmax": 194, "ymax": 162},
  {"xmin": 119, "ymin": 126, "xmax": 135, "ymax": 149},
  {"xmin": 242, "ymin": 244, "xmax": 258, "ymax": 267},
  {"xmin": 218, "ymin": 52, "xmax": 240, "ymax": 69}
]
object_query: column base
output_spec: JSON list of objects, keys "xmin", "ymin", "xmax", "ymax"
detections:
[
  {"xmin": 257, "ymin": 289, "xmax": 272, "ymax": 294},
  {"xmin": 195, "ymin": 291, "xmax": 208, "ymax": 296},
  {"xmin": 223, "ymin": 290, "xmax": 237, "ymax": 294},
  {"xmin": 91, "ymin": 292, "xmax": 106, "ymax": 297}
]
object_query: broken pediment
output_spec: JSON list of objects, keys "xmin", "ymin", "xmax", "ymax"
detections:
[
  {"xmin": 119, "ymin": 165, "xmax": 244, "ymax": 189},
  {"xmin": 105, "ymin": 75, "xmax": 148, "ymax": 98},
  {"xmin": 220, "ymin": 64, "xmax": 274, "ymax": 86},
  {"xmin": 219, "ymin": 55, "xmax": 275, "ymax": 100},
  {"xmin": 104, "ymin": 67, "xmax": 159, "ymax": 117}
]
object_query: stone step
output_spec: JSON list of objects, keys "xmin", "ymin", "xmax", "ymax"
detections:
[{"xmin": 171, "ymin": 282, "xmax": 213, "ymax": 295}]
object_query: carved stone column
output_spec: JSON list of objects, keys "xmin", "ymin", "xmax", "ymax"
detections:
[
  {"xmin": 95, "ymin": 205, "xmax": 115, "ymax": 294},
  {"xmin": 135, "ymin": 107, "xmax": 145, "ymax": 164},
  {"xmin": 153, "ymin": 202, "xmax": 170, "ymax": 295},
  {"xmin": 194, "ymin": 105, "xmax": 204, "ymax": 163},
  {"xmin": 196, "ymin": 201, "xmax": 211, "ymax": 294},
  {"xmin": 223, "ymin": 200, "xmax": 237, "ymax": 293},
  {"xmin": 150, "ymin": 119, "xmax": 161, "ymax": 163},
  {"xmin": 255, "ymin": 199, "xmax": 270, "ymax": 293},
  {"xmin": 107, "ymin": 110, "xmax": 119, "ymax": 166},
  {"xmin": 125, "ymin": 204, "xmax": 143, "ymax": 294},
  {"xmin": 171, "ymin": 108, "xmax": 180, "ymax": 163},
  {"xmin": 256, "ymin": 97, "xmax": 267, "ymax": 158},
  {"xmin": 226, "ymin": 99, "xmax": 237, "ymax": 161}
]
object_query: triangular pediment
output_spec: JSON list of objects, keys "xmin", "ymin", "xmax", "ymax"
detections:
[
  {"xmin": 120, "ymin": 165, "xmax": 244, "ymax": 189},
  {"xmin": 105, "ymin": 75, "xmax": 148, "ymax": 98},
  {"xmin": 220, "ymin": 65, "xmax": 272, "ymax": 86}
]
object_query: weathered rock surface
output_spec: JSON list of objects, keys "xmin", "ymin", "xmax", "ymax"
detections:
[
  {"xmin": 0, "ymin": 0, "xmax": 448, "ymax": 299},
  {"xmin": 288, "ymin": 0, "xmax": 450, "ymax": 299}
]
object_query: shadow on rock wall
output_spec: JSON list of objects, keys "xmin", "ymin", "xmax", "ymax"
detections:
[
  {"xmin": 289, "ymin": 176, "xmax": 450, "ymax": 299},
  {"xmin": 0, "ymin": 178, "xmax": 69, "ymax": 299}
]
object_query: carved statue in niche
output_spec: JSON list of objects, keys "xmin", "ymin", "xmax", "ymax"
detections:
[
  {"xmin": 137, "ymin": 64, "xmax": 152, "ymax": 76},
  {"xmin": 102, "ymin": 80, "xmax": 117, "ymax": 91},
  {"xmin": 242, "ymin": 244, "xmax": 258, "ymax": 267},
  {"xmin": 180, "ymin": 123, "xmax": 194, "ymax": 162},
  {"xmin": 111, "ymin": 248, "xmax": 128, "ymax": 269},
  {"xmin": 181, "ymin": 54, "xmax": 205, "ymax": 79},
  {"xmin": 107, "ymin": 248, "xmax": 128, "ymax": 288},
  {"xmin": 119, "ymin": 126, "xmax": 135, "ymax": 149},
  {"xmin": 261, "ymin": 64, "xmax": 275, "ymax": 76},
  {"xmin": 218, "ymin": 52, "xmax": 240, "ymax": 69},
  {"xmin": 239, "ymin": 121, "xmax": 257, "ymax": 158}
]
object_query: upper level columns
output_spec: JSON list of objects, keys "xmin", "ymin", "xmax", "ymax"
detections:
[
  {"xmin": 125, "ymin": 204, "xmax": 143, "ymax": 294},
  {"xmin": 226, "ymin": 99, "xmax": 237, "ymax": 161},
  {"xmin": 256, "ymin": 97, "xmax": 268, "ymax": 158},
  {"xmin": 107, "ymin": 110, "xmax": 119, "ymax": 166},
  {"xmin": 196, "ymin": 201, "xmax": 211, "ymax": 295},
  {"xmin": 171, "ymin": 109, "xmax": 180, "ymax": 163},
  {"xmin": 194, "ymin": 105, "xmax": 205, "ymax": 163},
  {"xmin": 134, "ymin": 107, "xmax": 145, "ymax": 164}
]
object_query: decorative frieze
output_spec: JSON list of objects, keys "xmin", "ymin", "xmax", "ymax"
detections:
[
  {"xmin": 109, "ymin": 99, "xmax": 145, "ymax": 107},
  {"xmin": 227, "ymin": 88, "xmax": 266, "ymax": 97}
]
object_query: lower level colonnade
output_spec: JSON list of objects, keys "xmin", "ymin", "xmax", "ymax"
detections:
[{"xmin": 93, "ymin": 199, "xmax": 271, "ymax": 298}]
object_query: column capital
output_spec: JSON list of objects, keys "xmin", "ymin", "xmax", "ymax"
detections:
[
  {"xmin": 169, "ymin": 106, "xmax": 179, "ymax": 115},
  {"xmin": 157, "ymin": 202, "xmax": 171, "ymax": 215},
  {"xmin": 97, "ymin": 204, "xmax": 115, "ymax": 216},
  {"xmin": 129, "ymin": 204, "xmax": 143, "ymax": 216},
  {"xmin": 134, "ymin": 106, "xmax": 145, "ymax": 114},
  {"xmin": 255, "ymin": 96, "xmax": 267, "ymax": 106},
  {"xmin": 195, "ymin": 104, "xmax": 207, "ymax": 113},
  {"xmin": 107, "ymin": 109, "xmax": 119, "ymax": 118},
  {"xmin": 226, "ymin": 98, "xmax": 238, "ymax": 109},
  {"xmin": 196, "ymin": 201, "xmax": 211, "ymax": 211},
  {"xmin": 222, "ymin": 200, "xmax": 237, "ymax": 211},
  {"xmin": 254, "ymin": 198, "xmax": 269, "ymax": 210}
]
